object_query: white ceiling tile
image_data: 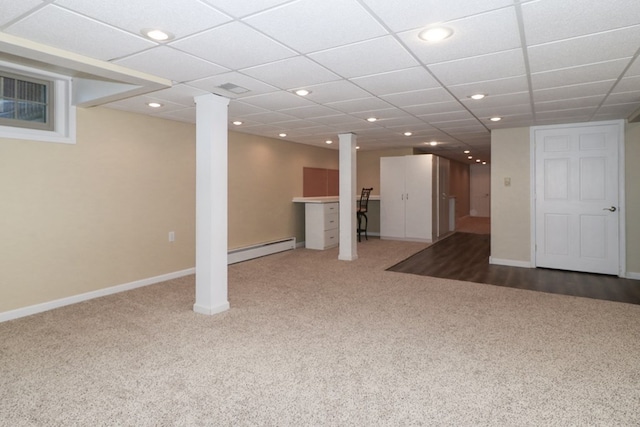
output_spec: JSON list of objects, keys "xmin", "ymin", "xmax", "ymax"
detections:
[
  {"xmin": 447, "ymin": 76, "xmax": 529, "ymax": 99},
  {"xmin": 528, "ymin": 26, "xmax": 640, "ymax": 73},
  {"xmin": 5, "ymin": 5, "xmax": 155, "ymax": 61},
  {"xmin": 348, "ymin": 108, "xmax": 409, "ymax": 121},
  {"xmin": 245, "ymin": 0, "xmax": 387, "ymax": 53},
  {"xmin": 300, "ymin": 81, "xmax": 371, "ymax": 104},
  {"xmin": 325, "ymin": 97, "xmax": 394, "ymax": 114},
  {"xmin": 382, "ymin": 88, "xmax": 455, "ymax": 108},
  {"xmin": 0, "ymin": 0, "xmax": 41, "ymax": 26},
  {"xmin": 535, "ymin": 95, "xmax": 605, "ymax": 113},
  {"xmin": 187, "ymin": 72, "xmax": 278, "ymax": 98},
  {"xmin": 55, "ymin": 0, "xmax": 231, "ymax": 39},
  {"xmin": 603, "ymin": 91, "xmax": 640, "ymax": 105},
  {"xmin": 399, "ymin": 7, "xmax": 521, "ymax": 65},
  {"xmin": 536, "ymin": 107, "xmax": 596, "ymax": 121},
  {"xmin": 200, "ymin": 0, "xmax": 292, "ymax": 18},
  {"xmin": 236, "ymin": 111, "xmax": 298, "ymax": 123},
  {"xmin": 171, "ymin": 21, "xmax": 296, "ymax": 70},
  {"xmin": 241, "ymin": 56, "xmax": 341, "ymax": 89},
  {"xmin": 428, "ymin": 49, "xmax": 525, "ymax": 86},
  {"xmin": 351, "ymin": 67, "xmax": 440, "ymax": 96},
  {"xmin": 612, "ymin": 76, "xmax": 640, "ymax": 94},
  {"xmin": 595, "ymin": 103, "xmax": 639, "ymax": 117},
  {"xmin": 522, "ymin": 0, "xmax": 640, "ymax": 45},
  {"xmin": 309, "ymin": 36, "xmax": 419, "ymax": 79},
  {"xmin": 404, "ymin": 101, "xmax": 466, "ymax": 115},
  {"xmin": 360, "ymin": 0, "xmax": 513, "ymax": 33},
  {"xmin": 625, "ymin": 58, "xmax": 640, "ymax": 77},
  {"xmin": 307, "ymin": 115, "xmax": 363, "ymax": 126},
  {"xmin": 469, "ymin": 103, "xmax": 533, "ymax": 118},
  {"xmin": 417, "ymin": 110, "xmax": 476, "ymax": 122},
  {"xmin": 533, "ymin": 81, "xmax": 615, "ymax": 102},
  {"xmin": 531, "ymin": 59, "xmax": 630, "ymax": 90},
  {"xmin": 461, "ymin": 92, "xmax": 531, "ymax": 110},
  {"xmin": 105, "ymin": 96, "xmax": 186, "ymax": 115},
  {"xmin": 228, "ymin": 101, "xmax": 269, "ymax": 117},
  {"xmin": 277, "ymin": 105, "xmax": 343, "ymax": 119},
  {"xmin": 114, "ymin": 47, "xmax": 229, "ymax": 83},
  {"xmin": 239, "ymin": 91, "xmax": 314, "ymax": 110},
  {"xmin": 146, "ymin": 84, "xmax": 209, "ymax": 107}
]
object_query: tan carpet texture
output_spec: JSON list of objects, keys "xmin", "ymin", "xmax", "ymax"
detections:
[{"xmin": 2, "ymin": 239, "xmax": 639, "ymax": 426}]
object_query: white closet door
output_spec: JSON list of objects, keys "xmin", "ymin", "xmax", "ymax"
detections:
[
  {"xmin": 534, "ymin": 122, "xmax": 620, "ymax": 275},
  {"xmin": 405, "ymin": 155, "xmax": 432, "ymax": 240},
  {"xmin": 380, "ymin": 156, "xmax": 406, "ymax": 239}
]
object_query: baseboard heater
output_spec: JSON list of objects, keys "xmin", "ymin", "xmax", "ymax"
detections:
[{"xmin": 227, "ymin": 237, "xmax": 296, "ymax": 265}]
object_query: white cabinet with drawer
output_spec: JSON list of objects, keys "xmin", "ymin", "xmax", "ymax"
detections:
[{"xmin": 305, "ymin": 202, "xmax": 339, "ymax": 250}]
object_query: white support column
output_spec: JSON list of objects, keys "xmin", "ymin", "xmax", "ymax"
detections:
[
  {"xmin": 338, "ymin": 133, "xmax": 358, "ymax": 261},
  {"xmin": 193, "ymin": 93, "xmax": 230, "ymax": 315}
]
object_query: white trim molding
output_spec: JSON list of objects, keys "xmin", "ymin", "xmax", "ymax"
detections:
[
  {"xmin": 489, "ymin": 257, "xmax": 533, "ymax": 268},
  {"xmin": 0, "ymin": 268, "xmax": 195, "ymax": 323}
]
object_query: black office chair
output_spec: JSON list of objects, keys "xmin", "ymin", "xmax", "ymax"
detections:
[{"xmin": 357, "ymin": 188, "xmax": 373, "ymax": 242}]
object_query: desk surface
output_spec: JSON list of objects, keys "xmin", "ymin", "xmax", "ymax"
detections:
[{"xmin": 292, "ymin": 195, "xmax": 380, "ymax": 204}]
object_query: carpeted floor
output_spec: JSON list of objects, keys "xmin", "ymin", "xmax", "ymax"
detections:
[{"xmin": 2, "ymin": 239, "xmax": 639, "ymax": 426}]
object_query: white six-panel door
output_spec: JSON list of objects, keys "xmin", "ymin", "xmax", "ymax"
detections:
[{"xmin": 534, "ymin": 121, "xmax": 622, "ymax": 275}]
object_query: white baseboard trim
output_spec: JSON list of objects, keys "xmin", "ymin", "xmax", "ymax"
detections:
[
  {"xmin": 489, "ymin": 257, "xmax": 533, "ymax": 268},
  {"xmin": 0, "ymin": 268, "xmax": 195, "ymax": 323},
  {"xmin": 193, "ymin": 301, "xmax": 230, "ymax": 316},
  {"xmin": 626, "ymin": 271, "xmax": 640, "ymax": 280}
]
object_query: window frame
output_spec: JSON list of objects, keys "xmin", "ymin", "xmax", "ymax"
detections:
[
  {"xmin": 0, "ymin": 69, "xmax": 54, "ymax": 131},
  {"xmin": 0, "ymin": 60, "xmax": 76, "ymax": 144}
]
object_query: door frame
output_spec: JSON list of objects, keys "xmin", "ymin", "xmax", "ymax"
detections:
[{"xmin": 529, "ymin": 119, "xmax": 626, "ymax": 277}]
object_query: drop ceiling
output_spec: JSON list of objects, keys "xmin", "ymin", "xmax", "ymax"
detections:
[{"xmin": 2, "ymin": 0, "xmax": 640, "ymax": 164}]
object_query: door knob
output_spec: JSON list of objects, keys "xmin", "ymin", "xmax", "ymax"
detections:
[{"xmin": 603, "ymin": 206, "xmax": 617, "ymax": 212}]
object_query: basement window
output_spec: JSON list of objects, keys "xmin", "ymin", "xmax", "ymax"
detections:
[
  {"xmin": 0, "ymin": 71, "xmax": 53, "ymax": 131},
  {"xmin": 0, "ymin": 61, "xmax": 75, "ymax": 144}
]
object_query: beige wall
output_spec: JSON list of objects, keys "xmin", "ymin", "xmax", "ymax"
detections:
[
  {"xmin": 625, "ymin": 122, "xmax": 640, "ymax": 274},
  {"xmin": 490, "ymin": 127, "xmax": 532, "ymax": 263},
  {"xmin": 491, "ymin": 123, "xmax": 640, "ymax": 275},
  {"xmin": 228, "ymin": 133, "xmax": 338, "ymax": 249},
  {"xmin": 0, "ymin": 107, "xmax": 197, "ymax": 312},
  {"xmin": 0, "ymin": 108, "xmax": 340, "ymax": 313},
  {"xmin": 449, "ymin": 160, "xmax": 470, "ymax": 220}
]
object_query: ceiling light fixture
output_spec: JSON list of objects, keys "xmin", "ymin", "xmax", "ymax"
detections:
[
  {"xmin": 325, "ymin": 140, "xmax": 333, "ymax": 144},
  {"xmin": 468, "ymin": 155, "xmax": 473, "ymax": 159},
  {"xmin": 490, "ymin": 117, "xmax": 502, "ymax": 122},
  {"xmin": 482, "ymin": 162, "xmax": 487, "ymax": 165},
  {"xmin": 147, "ymin": 102, "xmax": 163, "ymax": 108},
  {"xmin": 404, "ymin": 132, "xmax": 412, "ymax": 136},
  {"xmin": 279, "ymin": 133, "xmax": 287, "ymax": 137},
  {"xmin": 469, "ymin": 93, "xmax": 487, "ymax": 100},
  {"xmin": 367, "ymin": 117, "xmax": 377, "ymax": 122},
  {"xmin": 232, "ymin": 121, "xmax": 243, "ymax": 125},
  {"xmin": 476, "ymin": 159, "xmax": 481, "ymax": 163},
  {"xmin": 418, "ymin": 27, "xmax": 453, "ymax": 43},
  {"xmin": 295, "ymin": 89, "xmax": 311, "ymax": 96},
  {"xmin": 142, "ymin": 29, "xmax": 174, "ymax": 42},
  {"xmin": 356, "ymin": 146, "xmax": 360, "ymax": 150},
  {"xmin": 429, "ymin": 141, "xmax": 438, "ymax": 146},
  {"xmin": 464, "ymin": 150, "xmax": 470, "ymax": 154}
]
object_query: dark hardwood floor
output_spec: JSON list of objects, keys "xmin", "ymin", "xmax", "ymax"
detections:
[{"xmin": 387, "ymin": 232, "xmax": 640, "ymax": 305}]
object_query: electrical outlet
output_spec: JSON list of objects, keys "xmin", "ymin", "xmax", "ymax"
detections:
[{"xmin": 168, "ymin": 231, "xmax": 175, "ymax": 242}]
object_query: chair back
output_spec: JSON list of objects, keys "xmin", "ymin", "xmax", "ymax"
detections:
[{"xmin": 358, "ymin": 188, "xmax": 373, "ymax": 213}]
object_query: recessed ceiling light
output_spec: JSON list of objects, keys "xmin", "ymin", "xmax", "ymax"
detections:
[
  {"xmin": 469, "ymin": 93, "xmax": 487, "ymax": 100},
  {"xmin": 279, "ymin": 133, "xmax": 287, "ymax": 137},
  {"xmin": 464, "ymin": 150, "xmax": 470, "ymax": 154},
  {"xmin": 356, "ymin": 146, "xmax": 360, "ymax": 150},
  {"xmin": 295, "ymin": 89, "xmax": 311, "ymax": 96},
  {"xmin": 468, "ymin": 155, "xmax": 473, "ymax": 159},
  {"xmin": 490, "ymin": 117, "xmax": 502, "ymax": 122},
  {"xmin": 142, "ymin": 29, "xmax": 174, "ymax": 42},
  {"xmin": 147, "ymin": 102, "xmax": 163, "ymax": 108},
  {"xmin": 482, "ymin": 162, "xmax": 487, "ymax": 165},
  {"xmin": 476, "ymin": 159, "xmax": 481, "ymax": 163},
  {"xmin": 367, "ymin": 117, "xmax": 377, "ymax": 122},
  {"xmin": 418, "ymin": 27, "xmax": 453, "ymax": 42},
  {"xmin": 404, "ymin": 132, "xmax": 412, "ymax": 136},
  {"xmin": 429, "ymin": 141, "xmax": 438, "ymax": 146},
  {"xmin": 232, "ymin": 121, "xmax": 243, "ymax": 126},
  {"xmin": 325, "ymin": 140, "xmax": 333, "ymax": 144}
]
